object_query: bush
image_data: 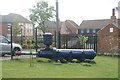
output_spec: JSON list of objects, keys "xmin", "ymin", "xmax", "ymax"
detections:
[
  {"xmin": 38, "ymin": 39, "xmax": 43, "ymax": 43},
  {"xmin": 33, "ymin": 45, "xmax": 40, "ymax": 49},
  {"xmin": 22, "ymin": 44, "xmax": 28, "ymax": 49},
  {"xmin": 78, "ymin": 35, "xmax": 88, "ymax": 48},
  {"xmin": 26, "ymin": 39, "xmax": 43, "ymax": 44},
  {"xmin": 27, "ymin": 40, "xmax": 31, "ymax": 44},
  {"xmin": 32, "ymin": 40, "xmax": 35, "ymax": 44},
  {"xmin": 17, "ymin": 40, "xmax": 22, "ymax": 44}
]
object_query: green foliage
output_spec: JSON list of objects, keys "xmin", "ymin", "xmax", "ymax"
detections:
[
  {"xmin": 22, "ymin": 39, "xmax": 43, "ymax": 49},
  {"xmin": 31, "ymin": 39, "xmax": 35, "ymax": 44},
  {"xmin": 29, "ymin": 0, "xmax": 55, "ymax": 33},
  {"xmin": 17, "ymin": 40, "xmax": 22, "ymax": 45},
  {"xmin": 37, "ymin": 39, "xmax": 43, "ymax": 43},
  {"xmin": 26, "ymin": 39, "xmax": 43, "ymax": 44},
  {"xmin": 78, "ymin": 35, "xmax": 88, "ymax": 48},
  {"xmin": 22, "ymin": 44, "xmax": 28, "ymax": 49},
  {"xmin": 27, "ymin": 40, "xmax": 31, "ymax": 44},
  {"xmin": 12, "ymin": 19, "xmax": 21, "ymax": 36}
]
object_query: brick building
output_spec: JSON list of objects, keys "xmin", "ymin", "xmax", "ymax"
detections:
[
  {"xmin": 61, "ymin": 20, "xmax": 79, "ymax": 34},
  {"xmin": 78, "ymin": 9, "xmax": 118, "ymax": 35},
  {"xmin": 44, "ymin": 21, "xmax": 63, "ymax": 35},
  {"xmin": 77, "ymin": 9, "xmax": 120, "ymax": 53},
  {"xmin": 97, "ymin": 24, "xmax": 120, "ymax": 53},
  {"xmin": 0, "ymin": 13, "xmax": 33, "ymax": 38}
]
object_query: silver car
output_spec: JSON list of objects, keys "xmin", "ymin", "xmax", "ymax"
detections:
[{"xmin": 0, "ymin": 36, "xmax": 22, "ymax": 56}]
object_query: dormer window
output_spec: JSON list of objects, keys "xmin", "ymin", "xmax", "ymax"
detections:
[
  {"xmin": 93, "ymin": 29, "xmax": 96, "ymax": 33},
  {"xmin": 87, "ymin": 29, "xmax": 90, "ymax": 33},
  {"xmin": 81, "ymin": 29, "xmax": 84, "ymax": 33}
]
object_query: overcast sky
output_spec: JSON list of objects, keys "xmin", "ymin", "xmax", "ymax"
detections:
[{"xmin": 0, "ymin": 0, "xmax": 119, "ymax": 25}]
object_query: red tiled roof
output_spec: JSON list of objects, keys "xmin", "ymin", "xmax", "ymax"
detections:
[
  {"xmin": 78, "ymin": 19, "xmax": 118, "ymax": 29},
  {"xmin": 2, "ymin": 13, "xmax": 31, "ymax": 23},
  {"xmin": 61, "ymin": 20, "xmax": 78, "ymax": 34}
]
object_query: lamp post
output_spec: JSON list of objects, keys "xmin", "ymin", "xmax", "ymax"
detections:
[
  {"xmin": 21, "ymin": 28, "xmax": 23, "ymax": 45},
  {"xmin": 8, "ymin": 23, "xmax": 13, "ymax": 60},
  {"xmin": 56, "ymin": 0, "xmax": 59, "ymax": 48},
  {"xmin": 23, "ymin": 25, "xmax": 26, "ymax": 44},
  {"xmin": 20, "ymin": 24, "xmax": 23, "ymax": 46},
  {"xmin": 35, "ymin": 27, "xmax": 38, "ymax": 52}
]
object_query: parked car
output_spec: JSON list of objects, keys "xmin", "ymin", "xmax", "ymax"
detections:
[{"xmin": 0, "ymin": 36, "xmax": 22, "ymax": 56}]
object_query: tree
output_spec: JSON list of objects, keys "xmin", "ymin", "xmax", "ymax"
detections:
[
  {"xmin": 78, "ymin": 35, "xmax": 88, "ymax": 49},
  {"xmin": 12, "ymin": 19, "xmax": 21, "ymax": 42},
  {"xmin": 29, "ymin": 0, "xmax": 55, "ymax": 33}
]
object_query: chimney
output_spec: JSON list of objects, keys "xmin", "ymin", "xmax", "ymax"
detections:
[
  {"xmin": 112, "ymin": 8, "xmax": 115, "ymax": 16},
  {"xmin": 111, "ymin": 8, "xmax": 116, "ymax": 19}
]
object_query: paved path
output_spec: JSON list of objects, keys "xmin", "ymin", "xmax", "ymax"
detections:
[
  {"xmin": 0, "ymin": 49, "xmax": 37, "ymax": 60},
  {"xmin": 0, "ymin": 55, "xmax": 37, "ymax": 60},
  {"xmin": 0, "ymin": 55, "xmax": 36, "ymax": 60}
]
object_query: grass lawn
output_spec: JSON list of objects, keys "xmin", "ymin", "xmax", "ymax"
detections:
[
  {"xmin": 0, "ymin": 60, "xmax": 2, "ymax": 79},
  {"xmin": 2, "ymin": 56, "xmax": 118, "ymax": 78}
]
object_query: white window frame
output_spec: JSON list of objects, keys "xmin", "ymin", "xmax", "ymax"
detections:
[
  {"xmin": 110, "ymin": 28, "xmax": 113, "ymax": 32},
  {"xmin": 81, "ymin": 29, "xmax": 84, "ymax": 33},
  {"xmin": 93, "ymin": 29, "xmax": 96, "ymax": 33},
  {"xmin": 87, "ymin": 29, "xmax": 90, "ymax": 33}
]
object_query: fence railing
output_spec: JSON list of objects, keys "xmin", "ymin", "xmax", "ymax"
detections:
[
  {"xmin": 60, "ymin": 34, "xmax": 97, "ymax": 52},
  {"xmin": 20, "ymin": 33, "xmax": 98, "ymax": 52}
]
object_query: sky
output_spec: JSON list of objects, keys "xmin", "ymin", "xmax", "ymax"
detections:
[{"xmin": 0, "ymin": 0, "xmax": 119, "ymax": 25}]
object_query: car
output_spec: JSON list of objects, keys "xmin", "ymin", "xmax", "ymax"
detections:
[{"xmin": 0, "ymin": 36, "xmax": 22, "ymax": 56}]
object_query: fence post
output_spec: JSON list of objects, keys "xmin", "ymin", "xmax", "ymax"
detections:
[
  {"xmin": 96, "ymin": 35, "xmax": 98, "ymax": 53},
  {"xmin": 54, "ymin": 31, "xmax": 56, "ymax": 47},
  {"xmin": 93, "ymin": 35, "xmax": 96, "ymax": 51},
  {"xmin": 58, "ymin": 31, "xmax": 61, "ymax": 49},
  {"xmin": 65, "ymin": 35, "xmax": 67, "ymax": 49},
  {"xmin": 35, "ymin": 28, "xmax": 38, "ymax": 52},
  {"xmin": 89, "ymin": 36, "xmax": 91, "ymax": 49},
  {"xmin": 66, "ymin": 35, "xmax": 68, "ymax": 49}
]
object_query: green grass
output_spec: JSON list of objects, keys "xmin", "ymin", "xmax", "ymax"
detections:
[
  {"xmin": 2, "ymin": 56, "xmax": 118, "ymax": 78},
  {"xmin": 0, "ymin": 60, "xmax": 2, "ymax": 79}
]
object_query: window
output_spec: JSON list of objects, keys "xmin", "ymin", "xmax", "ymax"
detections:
[
  {"xmin": 87, "ymin": 29, "xmax": 90, "ymax": 33},
  {"xmin": 1, "ymin": 37, "xmax": 9, "ymax": 43},
  {"xmin": 81, "ymin": 29, "xmax": 84, "ymax": 33},
  {"xmin": 93, "ymin": 29, "xmax": 96, "ymax": 33},
  {"xmin": 26, "ymin": 24, "xmax": 28, "ymax": 26},
  {"xmin": 29, "ymin": 24, "xmax": 31, "ymax": 26},
  {"xmin": 7, "ymin": 24, "xmax": 11, "ymax": 31},
  {"xmin": 110, "ymin": 28, "xmax": 113, "ymax": 32},
  {"xmin": 0, "ymin": 37, "xmax": 2, "ymax": 43}
]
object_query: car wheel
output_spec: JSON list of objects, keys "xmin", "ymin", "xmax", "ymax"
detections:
[{"xmin": 13, "ymin": 48, "xmax": 21, "ymax": 56}]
